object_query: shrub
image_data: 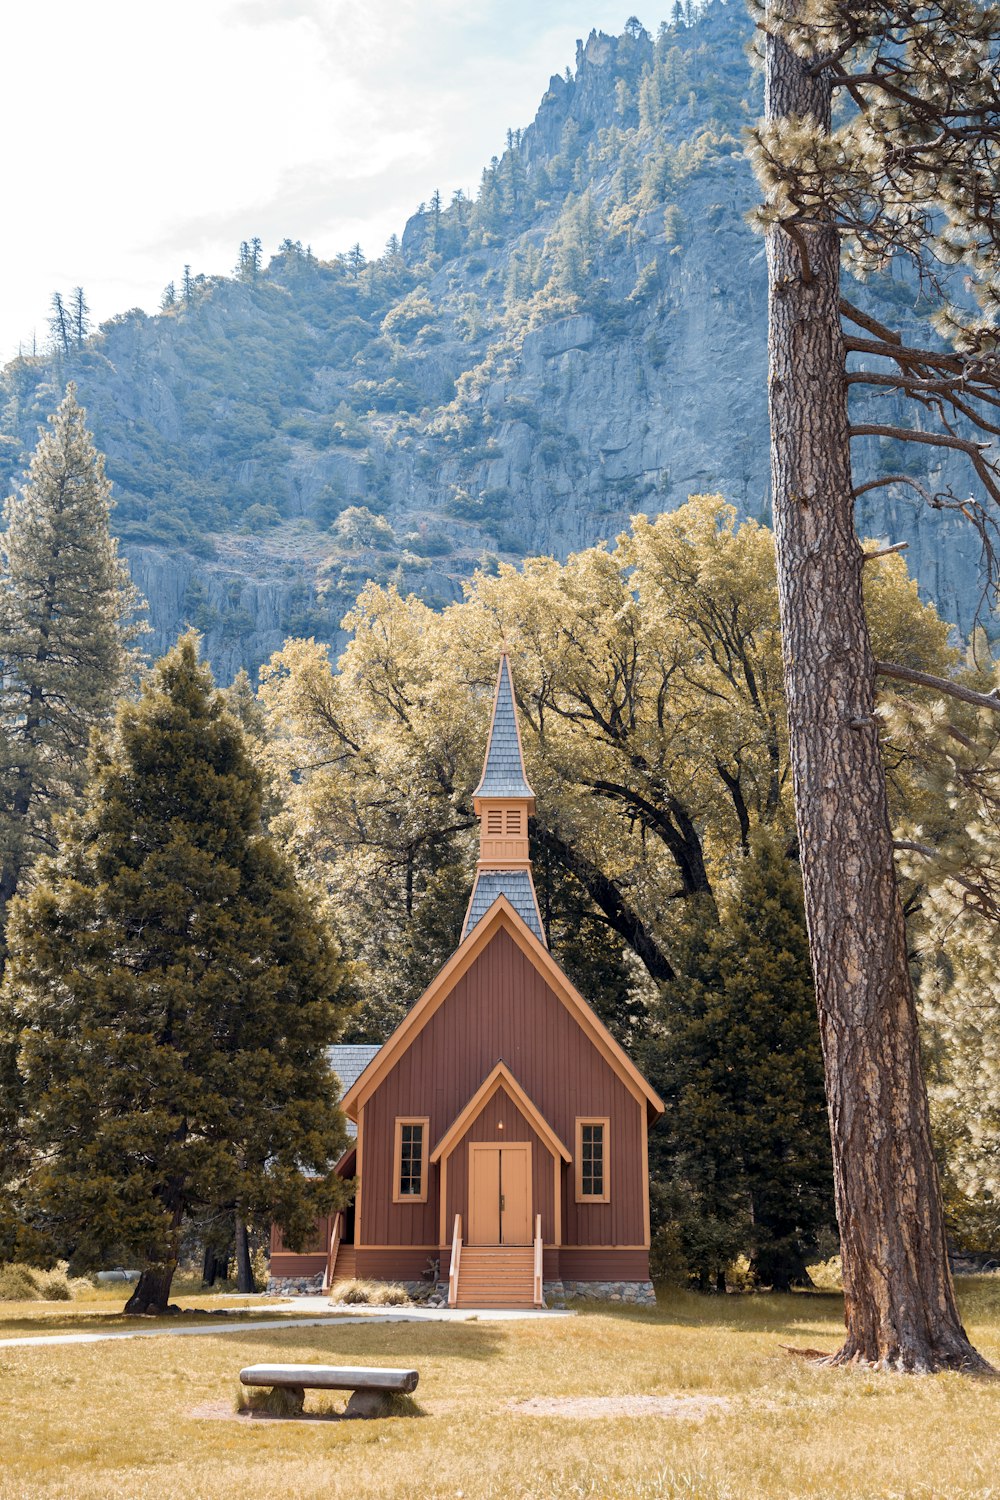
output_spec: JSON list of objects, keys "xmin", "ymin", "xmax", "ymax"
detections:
[
  {"xmin": 401, "ymin": 529, "xmax": 452, "ymax": 558},
  {"xmin": 808, "ymin": 1255, "xmax": 843, "ymax": 1292},
  {"xmin": 0, "ymin": 1264, "xmax": 39, "ymax": 1301},
  {"xmin": 331, "ymin": 1278, "xmax": 410, "ymax": 1306},
  {"xmin": 0, "ymin": 1262, "xmax": 91, "ymax": 1301}
]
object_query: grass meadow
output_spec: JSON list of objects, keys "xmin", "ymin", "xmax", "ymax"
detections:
[{"xmin": 2, "ymin": 1281, "xmax": 1000, "ymax": 1500}]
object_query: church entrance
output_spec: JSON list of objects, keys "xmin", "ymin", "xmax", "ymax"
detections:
[{"xmin": 468, "ymin": 1143, "xmax": 532, "ymax": 1245}]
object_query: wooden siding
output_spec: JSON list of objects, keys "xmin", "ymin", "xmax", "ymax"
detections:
[
  {"xmin": 270, "ymin": 1252, "xmax": 326, "ymax": 1278},
  {"xmin": 360, "ymin": 928, "xmax": 646, "ymax": 1249},
  {"xmin": 345, "ymin": 1246, "xmax": 649, "ymax": 1283},
  {"xmin": 444, "ymin": 1085, "xmax": 557, "ymax": 1244},
  {"xmin": 559, "ymin": 1248, "xmax": 651, "ymax": 1280}
]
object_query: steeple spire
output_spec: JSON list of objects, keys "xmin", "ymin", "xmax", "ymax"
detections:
[{"xmin": 462, "ymin": 652, "xmax": 545, "ymax": 945}]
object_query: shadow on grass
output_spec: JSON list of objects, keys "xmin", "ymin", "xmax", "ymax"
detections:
[
  {"xmin": 215, "ymin": 1319, "xmax": 505, "ymax": 1364},
  {"xmin": 565, "ymin": 1286, "xmax": 847, "ymax": 1340}
]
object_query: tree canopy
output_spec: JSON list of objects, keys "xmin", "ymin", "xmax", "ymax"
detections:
[{"xmin": 0, "ymin": 635, "xmax": 354, "ymax": 1311}]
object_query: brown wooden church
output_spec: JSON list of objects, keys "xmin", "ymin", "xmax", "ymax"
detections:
[{"xmin": 270, "ymin": 654, "xmax": 663, "ymax": 1307}]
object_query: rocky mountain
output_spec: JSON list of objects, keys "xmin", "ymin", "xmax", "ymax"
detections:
[{"xmin": 0, "ymin": 3, "xmax": 987, "ymax": 680}]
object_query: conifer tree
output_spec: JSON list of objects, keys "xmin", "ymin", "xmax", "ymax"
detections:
[
  {"xmin": 0, "ymin": 385, "xmax": 143, "ymax": 965},
  {"xmin": 71, "ymin": 288, "xmax": 89, "ymax": 347},
  {"xmin": 0, "ymin": 635, "xmax": 353, "ymax": 1312},
  {"xmin": 47, "ymin": 294, "xmax": 70, "ymax": 356},
  {"xmin": 749, "ymin": 0, "xmax": 1000, "ymax": 1369},
  {"xmin": 645, "ymin": 837, "xmax": 834, "ymax": 1289}
]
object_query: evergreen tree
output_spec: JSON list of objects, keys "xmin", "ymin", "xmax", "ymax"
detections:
[
  {"xmin": 645, "ymin": 837, "xmax": 834, "ymax": 1289},
  {"xmin": 47, "ymin": 293, "xmax": 70, "ymax": 355},
  {"xmin": 0, "ymin": 635, "xmax": 354, "ymax": 1312},
  {"xmin": 428, "ymin": 189, "xmax": 443, "ymax": 249},
  {"xmin": 0, "ymin": 385, "xmax": 143, "ymax": 965},
  {"xmin": 749, "ymin": 0, "xmax": 1000, "ymax": 1370},
  {"xmin": 71, "ymin": 287, "xmax": 89, "ymax": 347}
]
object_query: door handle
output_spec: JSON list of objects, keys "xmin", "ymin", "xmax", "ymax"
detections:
[{"xmin": 500, "ymin": 1195, "xmax": 505, "ymax": 1211}]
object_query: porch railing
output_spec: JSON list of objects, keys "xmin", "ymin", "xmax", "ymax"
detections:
[
  {"xmin": 533, "ymin": 1213, "xmax": 544, "ymax": 1307},
  {"xmin": 448, "ymin": 1214, "xmax": 462, "ymax": 1307},
  {"xmin": 322, "ymin": 1210, "xmax": 343, "ymax": 1293}
]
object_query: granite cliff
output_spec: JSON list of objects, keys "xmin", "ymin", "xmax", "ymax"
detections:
[{"xmin": 0, "ymin": 4, "xmax": 985, "ymax": 679}]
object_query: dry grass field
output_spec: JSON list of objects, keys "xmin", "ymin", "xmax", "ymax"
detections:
[{"xmin": 2, "ymin": 1281, "xmax": 1000, "ymax": 1500}]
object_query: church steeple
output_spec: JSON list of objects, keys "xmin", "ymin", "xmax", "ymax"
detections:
[{"xmin": 462, "ymin": 653, "xmax": 545, "ymax": 945}]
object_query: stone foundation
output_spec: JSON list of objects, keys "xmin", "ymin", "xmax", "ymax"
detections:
[
  {"xmin": 267, "ymin": 1273, "xmax": 324, "ymax": 1296},
  {"xmin": 269, "ymin": 1273, "xmax": 655, "ymax": 1307},
  {"xmin": 553, "ymin": 1279, "xmax": 656, "ymax": 1306}
]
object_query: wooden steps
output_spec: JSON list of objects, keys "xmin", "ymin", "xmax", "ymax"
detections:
[
  {"xmin": 329, "ymin": 1245, "xmax": 356, "ymax": 1286},
  {"xmin": 456, "ymin": 1245, "xmax": 536, "ymax": 1308}
]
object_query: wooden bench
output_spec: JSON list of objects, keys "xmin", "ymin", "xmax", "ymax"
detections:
[{"xmin": 239, "ymin": 1363, "xmax": 419, "ymax": 1419}]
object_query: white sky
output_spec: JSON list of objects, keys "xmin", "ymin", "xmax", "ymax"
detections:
[{"xmin": 1, "ymin": 0, "xmax": 645, "ymax": 364}]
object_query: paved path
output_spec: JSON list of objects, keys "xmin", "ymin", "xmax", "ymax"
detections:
[{"xmin": 0, "ymin": 1305, "xmax": 571, "ymax": 1350}]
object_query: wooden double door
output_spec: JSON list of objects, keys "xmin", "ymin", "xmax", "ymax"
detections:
[{"xmin": 468, "ymin": 1143, "xmax": 532, "ymax": 1245}]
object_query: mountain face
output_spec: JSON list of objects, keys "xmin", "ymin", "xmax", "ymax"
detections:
[{"xmin": 0, "ymin": 4, "xmax": 986, "ymax": 680}]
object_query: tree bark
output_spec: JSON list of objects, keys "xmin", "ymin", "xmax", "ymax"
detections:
[
  {"xmin": 763, "ymin": 10, "xmax": 988, "ymax": 1371},
  {"xmin": 123, "ymin": 1261, "xmax": 177, "ymax": 1315},
  {"xmin": 235, "ymin": 1211, "xmax": 254, "ymax": 1294}
]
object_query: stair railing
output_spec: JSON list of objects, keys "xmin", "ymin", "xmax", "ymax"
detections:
[
  {"xmin": 448, "ymin": 1214, "xmax": 462, "ymax": 1307},
  {"xmin": 323, "ymin": 1210, "xmax": 343, "ymax": 1293},
  {"xmin": 533, "ymin": 1213, "xmax": 544, "ymax": 1307}
]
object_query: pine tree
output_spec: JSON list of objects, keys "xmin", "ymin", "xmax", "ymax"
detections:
[
  {"xmin": 71, "ymin": 288, "xmax": 89, "ymax": 348},
  {"xmin": 645, "ymin": 838, "xmax": 834, "ymax": 1289},
  {"xmin": 748, "ymin": 0, "xmax": 1000, "ymax": 1370},
  {"xmin": 47, "ymin": 293, "xmax": 70, "ymax": 355},
  {"xmin": 0, "ymin": 385, "xmax": 144, "ymax": 965},
  {"xmin": 0, "ymin": 635, "xmax": 354, "ymax": 1312}
]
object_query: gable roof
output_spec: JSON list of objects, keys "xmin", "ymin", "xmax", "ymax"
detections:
[
  {"xmin": 430, "ymin": 1062, "xmax": 571, "ymax": 1165},
  {"xmin": 463, "ymin": 869, "xmax": 544, "ymax": 944},
  {"xmin": 341, "ymin": 896, "xmax": 664, "ymax": 1122},
  {"xmin": 472, "ymin": 654, "xmax": 535, "ymax": 800}
]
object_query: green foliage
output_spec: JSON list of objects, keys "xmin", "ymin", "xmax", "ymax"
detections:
[
  {"xmin": 332, "ymin": 506, "xmax": 396, "ymax": 550},
  {"xmin": 644, "ymin": 837, "xmax": 835, "ymax": 1290},
  {"xmin": 0, "ymin": 385, "xmax": 145, "ymax": 959},
  {"xmin": 0, "ymin": 635, "xmax": 354, "ymax": 1293}
]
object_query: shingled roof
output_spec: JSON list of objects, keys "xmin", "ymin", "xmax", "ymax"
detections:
[
  {"xmin": 472, "ymin": 654, "xmax": 535, "ymax": 800},
  {"xmin": 328, "ymin": 1044, "xmax": 381, "ymax": 1136},
  {"xmin": 462, "ymin": 869, "xmax": 545, "ymax": 944}
]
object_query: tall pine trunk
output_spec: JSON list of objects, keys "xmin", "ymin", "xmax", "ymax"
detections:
[
  {"xmin": 763, "ymin": 14, "xmax": 987, "ymax": 1371},
  {"xmin": 235, "ymin": 1211, "xmax": 254, "ymax": 1294}
]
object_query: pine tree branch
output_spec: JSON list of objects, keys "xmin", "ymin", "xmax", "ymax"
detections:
[
  {"xmin": 853, "ymin": 474, "xmax": 937, "ymax": 505},
  {"xmin": 840, "ymin": 299, "xmax": 901, "ymax": 345},
  {"xmin": 850, "ymin": 423, "xmax": 991, "ymax": 457},
  {"xmin": 893, "ymin": 841, "xmax": 999, "ymax": 917},
  {"xmin": 780, "ymin": 220, "xmax": 813, "ymax": 284},
  {"xmin": 876, "ymin": 660, "xmax": 1000, "ymax": 713},
  {"xmin": 861, "ymin": 541, "xmax": 909, "ymax": 563},
  {"xmin": 846, "ymin": 369, "xmax": 1000, "ymax": 420}
]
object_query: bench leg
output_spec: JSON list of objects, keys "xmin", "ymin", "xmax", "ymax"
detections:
[
  {"xmin": 253, "ymin": 1385, "xmax": 304, "ymax": 1416},
  {"xmin": 343, "ymin": 1389, "xmax": 393, "ymax": 1420}
]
